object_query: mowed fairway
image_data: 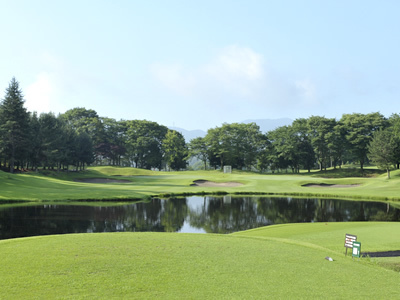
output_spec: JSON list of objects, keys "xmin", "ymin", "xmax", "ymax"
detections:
[
  {"xmin": 2, "ymin": 166, "xmax": 400, "ymax": 202},
  {"xmin": 1, "ymin": 222, "xmax": 400, "ymax": 299}
]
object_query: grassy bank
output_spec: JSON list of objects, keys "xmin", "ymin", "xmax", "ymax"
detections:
[
  {"xmin": 1, "ymin": 222, "xmax": 399, "ymax": 298},
  {"xmin": 1, "ymin": 166, "xmax": 400, "ymax": 202}
]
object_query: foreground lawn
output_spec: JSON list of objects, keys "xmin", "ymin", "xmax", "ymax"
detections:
[
  {"xmin": 0, "ymin": 222, "xmax": 399, "ymax": 299},
  {"xmin": 1, "ymin": 166, "xmax": 400, "ymax": 202}
]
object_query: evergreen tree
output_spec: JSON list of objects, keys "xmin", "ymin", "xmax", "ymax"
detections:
[
  {"xmin": 27, "ymin": 112, "xmax": 41, "ymax": 171},
  {"xmin": 38, "ymin": 112, "xmax": 65, "ymax": 169},
  {"xmin": 0, "ymin": 78, "xmax": 30, "ymax": 173}
]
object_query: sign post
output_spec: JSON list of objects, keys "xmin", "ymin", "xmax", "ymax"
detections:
[
  {"xmin": 352, "ymin": 241, "xmax": 361, "ymax": 258},
  {"xmin": 344, "ymin": 234, "xmax": 357, "ymax": 256}
]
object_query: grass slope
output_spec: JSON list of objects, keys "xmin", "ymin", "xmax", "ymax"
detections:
[
  {"xmin": 2, "ymin": 166, "xmax": 400, "ymax": 202},
  {"xmin": 1, "ymin": 222, "xmax": 399, "ymax": 298}
]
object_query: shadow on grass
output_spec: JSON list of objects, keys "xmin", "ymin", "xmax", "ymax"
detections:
[
  {"xmin": 256, "ymin": 167, "xmax": 385, "ymax": 178},
  {"xmin": 309, "ymin": 168, "xmax": 385, "ymax": 178}
]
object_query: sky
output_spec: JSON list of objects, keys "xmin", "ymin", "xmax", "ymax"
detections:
[{"xmin": 1, "ymin": 0, "xmax": 399, "ymax": 131}]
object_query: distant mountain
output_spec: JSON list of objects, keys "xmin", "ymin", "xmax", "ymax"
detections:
[
  {"xmin": 242, "ymin": 118, "xmax": 293, "ymax": 133},
  {"xmin": 168, "ymin": 127, "xmax": 206, "ymax": 142},
  {"xmin": 169, "ymin": 118, "xmax": 293, "ymax": 142}
]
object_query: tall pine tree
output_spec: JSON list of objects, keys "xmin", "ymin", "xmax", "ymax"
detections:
[{"xmin": 0, "ymin": 77, "xmax": 30, "ymax": 173}]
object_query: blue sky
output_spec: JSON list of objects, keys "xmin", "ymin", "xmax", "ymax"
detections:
[{"xmin": 1, "ymin": 0, "xmax": 399, "ymax": 130}]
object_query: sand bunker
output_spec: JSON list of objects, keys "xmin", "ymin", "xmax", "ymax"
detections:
[
  {"xmin": 302, "ymin": 183, "xmax": 360, "ymax": 188},
  {"xmin": 76, "ymin": 178, "xmax": 131, "ymax": 184},
  {"xmin": 191, "ymin": 180, "xmax": 243, "ymax": 187}
]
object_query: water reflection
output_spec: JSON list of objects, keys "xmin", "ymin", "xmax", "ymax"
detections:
[{"xmin": 0, "ymin": 196, "xmax": 399, "ymax": 239}]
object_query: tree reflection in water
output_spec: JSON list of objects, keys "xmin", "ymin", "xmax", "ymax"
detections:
[{"xmin": 0, "ymin": 196, "xmax": 399, "ymax": 239}]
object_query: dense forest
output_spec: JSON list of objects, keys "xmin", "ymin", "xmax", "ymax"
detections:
[{"xmin": 1, "ymin": 77, "xmax": 399, "ymax": 176}]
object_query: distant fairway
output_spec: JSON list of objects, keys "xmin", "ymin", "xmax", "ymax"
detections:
[
  {"xmin": 1, "ymin": 222, "xmax": 400, "ymax": 298},
  {"xmin": 2, "ymin": 166, "xmax": 400, "ymax": 202}
]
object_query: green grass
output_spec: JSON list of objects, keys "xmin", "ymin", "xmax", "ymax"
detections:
[
  {"xmin": 234, "ymin": 221, "xmax": 400, "ymax": 253},
  {"xmin": 2, "ymin": 166, "xmax": 399, "ymax": 298},
  {"xmin": 1, "ymin": 222, "xmax": 400, "ymax": 298},
  {"xmin": 2, "ymin": 166, "xmax": 400, "ymax": 202},
  {"xmin": 308, "ymin": 166, "xmax": 385, "ymax": 178}
]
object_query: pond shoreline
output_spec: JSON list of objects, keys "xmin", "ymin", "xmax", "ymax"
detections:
[{"xmin": 1, "ymin": 196, "xmax": 399, "ymax": 239}]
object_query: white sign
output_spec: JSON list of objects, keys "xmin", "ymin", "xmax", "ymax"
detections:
[{"xmin": 344, "ymin": 234, "xmax": 357, "ymax": 248}]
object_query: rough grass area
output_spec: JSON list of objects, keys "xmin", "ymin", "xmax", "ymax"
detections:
[
  {"xmin": 1, "ymin": 166, "xmax": 400, "ymax": 202},
  {"xmin": 1, "ymin": 222, "xmax": 400, "ymax": 298}
]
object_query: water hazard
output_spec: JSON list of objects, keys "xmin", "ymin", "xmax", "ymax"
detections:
[{"xmin": 0, "ymin": 196, "xmax": 399, "ymax": 239}]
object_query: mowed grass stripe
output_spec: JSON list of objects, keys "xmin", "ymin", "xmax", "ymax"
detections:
[
  {"xmin": 235, "ymin": 222, "xmax": 400, "ymax": 252},
  {"xmin": 1, "ymin": 223, "xmax": 400, "ymax": 299},
  {"xmin": 3, "ymin": 166, "xmax": 400, "ymax": 201}
]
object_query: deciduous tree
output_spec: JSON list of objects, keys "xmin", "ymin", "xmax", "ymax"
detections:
[
  {"xmin": 205, "ymin": 123, "xmax": 263, "ymax": 170},
  {"xmin": 307, "ymin": 116, "xmax": 335, "ymax": 171},
  {"xmin": 125, "ymin": 120, "xmax": 168, "ymax": 169},
  {"xmin": 163, "ymin": 130, "xmax": 188, "ymax": 170},
  {"xmin": 368, "ymin": 129, "xmax": 397, "ymax": 179},
  {"xmin": 341, "ymin": 112, "xmax": 388, "ymax": 171},
  {"xmin": 188, "ymin": 137, "xmax": 209, "ymax": 170}
]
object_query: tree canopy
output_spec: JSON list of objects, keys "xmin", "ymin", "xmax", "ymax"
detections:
[
  {"xmin": 1, "ymin": 77, "xmax": 400, "ymax": 175},
  {"xmin": 367, "ymin": 129, "xmax": 397, "ymax": 179}
]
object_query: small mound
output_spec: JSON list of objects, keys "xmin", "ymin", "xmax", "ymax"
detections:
[
  {"xmin": 75, "ymin": 178, "xmax": 131, "ymax": 184},
  {"xmin": 191, "ymin": 180, "xmax": 243, "ymax": 187},
  {"xmin": 302, "ymin": 183, "xmax": 360, "ymax": 188}
]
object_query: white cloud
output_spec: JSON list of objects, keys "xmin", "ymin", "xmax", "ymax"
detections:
[
  {"xmin": 25, "ymin": 72, "xmax": 53, "ymax": 113},
  {"xmin": 150, "ymin": 45, "xmax": 265, "ymax": 99},
  {"xmin": 24, "ymin": 53, "xmax": 108, "ymax": 116},
  {"xmin": 24, "ymin": 53, "xmax": 71, "ymax": 115},
  {"xmin": 149, "ymin": 45, "xmax": 320, "ymax": 115},
  {"xmin": 206, "ymin": 45, "xmax": 264, "ymax": 80}
]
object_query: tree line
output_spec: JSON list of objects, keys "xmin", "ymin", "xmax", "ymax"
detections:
[
  {"xmin": 190, "ymin": 113, "xmax": 400, "ymax": 178},
  {"xmin": 0, "ymin": 78, "xmax": 187, "ymax": 173},
  {"xmin": 1, "ymin": 77, "xmax": 399, "ymax": 176}
]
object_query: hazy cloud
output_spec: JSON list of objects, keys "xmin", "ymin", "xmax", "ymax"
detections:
[
  {"xmin": 150, "ymin": 45, "xmax": 321, "ymax": 113},
  {"xmin": 150, "ymin": 45, "xmax": 266, "ymax": 100},
  {"xmin": 204, "ymin": 45, "xmax": 265, "ymax": 96},
  {"xmin": 294, "ymin": 78, "xmax": 317, "ymax": 104},
  {"xmin": 149, "ymin": 63, "xmax": 196, "ymax": 96},
  {"xmin": 24, "ymin": 52, "xmax": 118, "ymax": 116}
]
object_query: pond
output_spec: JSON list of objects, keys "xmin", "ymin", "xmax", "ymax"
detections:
[{"xmin": 0, "ymin": 196, "xmax": 399, "ymax": 240}]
